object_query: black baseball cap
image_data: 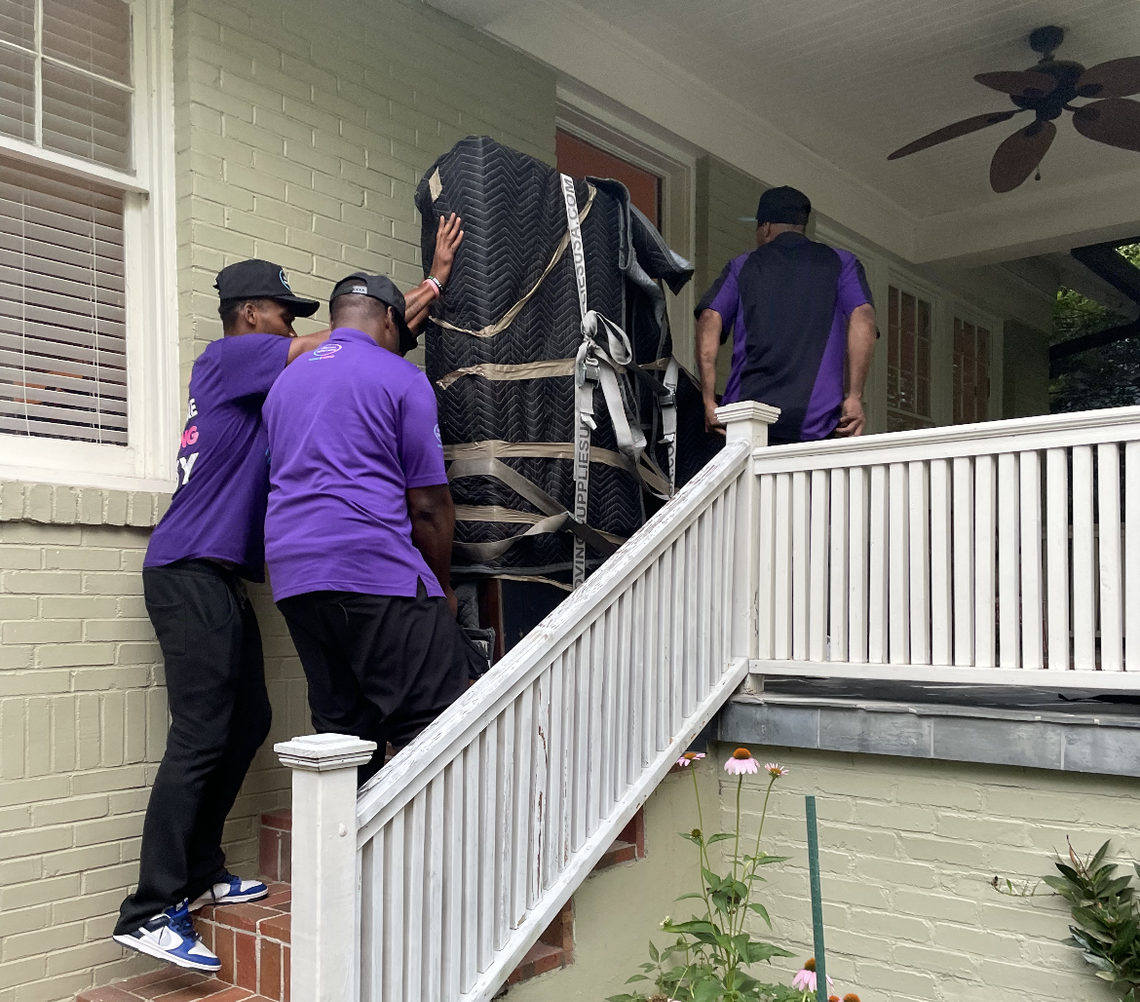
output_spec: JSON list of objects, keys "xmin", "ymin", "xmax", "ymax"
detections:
[
  {"xmin": 756, "ymin": 186, "xmax": 812, "ymax": 226},
  {"xmin": 214, "ymin": 259, "xmax": 320, "ymax": 317},
  {"xmin": 330, "ymin": 272, "xmax": 417, "ymax": 353}
]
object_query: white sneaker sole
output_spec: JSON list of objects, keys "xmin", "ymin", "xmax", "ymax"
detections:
[
  {"xmin": 188, "ymin": 886, "xmax": 270, "ymax": 912},
  {"xmin": 112, "ymin": 932, "xmax": 221, "ymax": 972}
]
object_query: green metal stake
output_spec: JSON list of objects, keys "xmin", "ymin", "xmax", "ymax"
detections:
[{"xmin": 805, "ymin": 795, "xmax": 828, "ymax": 1002}]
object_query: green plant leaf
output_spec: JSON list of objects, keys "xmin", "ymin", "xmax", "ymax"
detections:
[
  {"xmin": 692, "ymin": 977, "xmax": 726, "ymax": 1002},
  {"xmin": 648, "ymin": 941, "xmax": 659, "ymax": 963},
  {"xmin": 744, "ymin": 940, "xmax": 796, "ymax": 963},
  {"xmin": 626, "ymin": 974, "xmax": 650, "ymax": 983},
  {"xmin": 707, "ymin": 832, "xmax": 736, "ymax": 844},
  {"xmin": 676, "ymin": 892, "xmax": 706, "ymax": 902},
  {"xmin": 748, "ymin": 902, "xmax": 773, "ymax": 928},
  {"xmin": 667, "ymin": 919, "xmax": 718, "ymax": 935}
]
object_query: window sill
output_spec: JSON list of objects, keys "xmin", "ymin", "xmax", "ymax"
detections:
[{"xmin": 0, "ymin": 479, "xmax": 171, "ymax": 528}]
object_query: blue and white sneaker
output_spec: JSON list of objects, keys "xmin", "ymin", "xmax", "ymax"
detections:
[
  {"xmin": 112, "ymin": 900, "xmax": 220, "ymax": 971},
  {"xmin": 189, "ymin": 871, "xmax": 269, "ymax": 912}
]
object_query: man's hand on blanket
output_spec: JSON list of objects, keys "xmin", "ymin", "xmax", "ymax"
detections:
[{"xmin": 429, "ymin": 213, "xmax": 464, "ymax": 288}]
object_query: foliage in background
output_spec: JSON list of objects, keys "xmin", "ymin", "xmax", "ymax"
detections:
[
  {"xmin": 608, "ymin": 751, "xmax": 861, "ymax": 1002},
  {"xmin": 1051, "ymin": 245, "xmax": 1140, "ymax": 414},
  {"xmin": 1042, "ymin": 841, "xmax": 1140, "ymax": 1000}
]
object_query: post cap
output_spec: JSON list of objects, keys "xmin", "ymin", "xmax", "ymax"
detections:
[
  {"xmin": 274, "ymin": 733, "xmax": 378, "ymax": 772},
  {"xmin": 715, "ymin": 401, "xmax": 781, "ymax": 426}
]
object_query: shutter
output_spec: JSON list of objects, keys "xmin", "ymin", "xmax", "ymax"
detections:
[
  {"xmin": 0, "ymin": 160, "xmax": 127, "ymax": 445},
  {"xmin": 0, "ymin": 48, "xmax": 35, "ymax": 142}
]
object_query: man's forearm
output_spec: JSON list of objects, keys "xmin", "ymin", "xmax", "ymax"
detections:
[
  {"xmin": 696, "ymin": 309, "xmax": 723, "ymax": 405},
  {"xmin": 410, "ymin": 503, "xmax": 455, "ymax": 592},
  {"xmin": 404, "ymin": 282, "xmax": 435, "ymax": 333},
  {"xmin": 846, "ymin": 304, "xmax": 876, "ymax": 400}
]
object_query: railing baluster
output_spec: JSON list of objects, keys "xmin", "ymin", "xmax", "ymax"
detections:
[
  {"xmin": 670, "ymin": 537, "xmax": 687, "ymax": 731},
  {"xmin": 461, "ymin": 746, "xmax": 479, "ymax": 991},
  {"xmin": 774, "ymin": 473, "xmax": 793, "ymax": 659},
  {"xmin": 653, "ymin": 547, "xmax": 669, "ymax": 753},
  {"xmin": 512, "ymin": 686, "xmax": 534, "ymax": 924},
  {"xmin": 386, "ymin": 810, "xmax": 406, "ymax": 1000},
  {"xmin": 792, "ymin": 471, "xmax": 810, "ymax": 660},
  {"xmin": 682, "ymin": 523, "xmax": 699, "ymax": 712},
  {"xmin": 1020, "ymin": 451, "xmax": 1044, "ymax": 669},
  {"xmin": 406, "ymin": 800, "xmax": 426, "ymax": 1002},
  {"xmin": 952, "ymin": 456, "xmax": 975, "ymax": 665},
  {"xmin": 974, "ymin": 454, "xmax": 997, "ymax": 668},
  {"xmin": 757, "ymin": 474, "xmax": 776, "ymax": 659},
  {"xmin": 888, "ymin": 463, "xmax": 910, "ymax": 665},
  {"xmin": 848, "ymin": 466, "xmax": 868, "ymax": 663},
  {"xmin": 998, "ymin": 452, "xmax": 1021, "ymax": 668},
  {"xmin": 908, "ymin": 460, "xmax": 931, "ymax": 665},
  {"xmin": 1046, "ymin": 447, "xmax": 1070, "ymax": 670},
  {"xmin": 598, "ymin": 610, "xmax": 616, "ymax": 817},
  {"xmin": 495, "ymin": 708, "xmax": 515, "ymax": 948},
  {"xmin": 868, "ymin": 464, "xmax": 889, "ymax": 664},
  {"xmin": 442, "ymin": 762, "xmax": 463, "ymax": 1001},
  {"xmin": 1127, "ymin": 442, "xmax": 1140, "ymax": 671},
  {"xmin": 424, "ymin": 778, "xmax": 445, "ymax": 1002},
  {"xmin": 614, "ymin": 592, "xmax": 632, "ymax": 794},
  {"xmin": 1099, "ymin": 443, "xmax": 1124, "ymax": 671},
  {"xmin": 1073, "ymin": 445, "xmax": 1096, "ymax": 669},
  {"xmin": 361, "ymin": 836, "xmax": 378, "ymax": 1002},
  {"xmin": 930, "ymin": 458, "xmax": 952, "ymax": 665},
  {"xmin": 479, "ymin": 720, "xmax": 497, "ymax": 969},
  {"xmin": 809, "ymin": 469, "xmax": 829, "ymax": 661},
  {"xmin": 829, "ymin": 468, "xmax": 849, "ymax": 662}
]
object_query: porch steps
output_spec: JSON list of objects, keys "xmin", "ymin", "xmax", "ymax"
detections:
[{"xmin": 83, "ymin": 804, "xmax": 645, "ymax": 1002}]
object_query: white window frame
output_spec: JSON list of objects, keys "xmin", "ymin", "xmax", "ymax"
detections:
[
  {"xmin": 949, "ymin": 300, "xmax": 1003, "ymax": 425},
  {"xmin": 0, "ymin": 0, "xmax": 179, "ymax": 492},
  {"xmin": 884, "ymin": 271, "xmax": 939, "ymax": 432}
]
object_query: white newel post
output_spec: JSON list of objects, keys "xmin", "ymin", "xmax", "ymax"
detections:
[
  {"xmin": 717, "ymin": 401, "xmax": 780, "ymax": 691},
  {"xmin": 275, "ymin": 733, "xmax": 377, "ymax": 1002}
]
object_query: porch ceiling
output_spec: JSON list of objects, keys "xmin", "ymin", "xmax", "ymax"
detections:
[{"xmin": 427, "ymin": 0, "xmax": 1140, "ymax": 267}]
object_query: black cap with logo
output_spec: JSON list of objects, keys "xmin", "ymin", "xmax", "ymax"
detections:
[
  {"xmin": 214, "ymin": 259, "xmax": 320, "ymax": 317},
  {"xmin": 330, "ymin": 272, "xmax": 417, "ymax": 353},
  {"xmin": 755, "ymin": 186, "xmax": 812, "ymax": 226}
]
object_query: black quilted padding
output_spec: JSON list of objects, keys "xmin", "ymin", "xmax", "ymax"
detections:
[{"xmin": 415, "ymin": 136, "xmax": 697, "ymax": 577}]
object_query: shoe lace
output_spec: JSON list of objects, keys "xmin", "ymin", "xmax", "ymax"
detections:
[{"xmin": 165, "ymin": 902, "xmax": 198, "ymax": 940}]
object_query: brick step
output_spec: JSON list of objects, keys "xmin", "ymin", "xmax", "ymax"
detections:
[
  {"xmin": 83, "ymin": 805, "xmax": 644, "ymax": 1001},
  {"xmin": 76, "ymin": 967, "xmax": 275, "ymax": 1001}
]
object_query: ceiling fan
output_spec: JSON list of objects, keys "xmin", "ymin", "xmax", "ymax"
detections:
[{"xmin": 887, "ymin": 26, "xmax": 1140, "ymax": 192}]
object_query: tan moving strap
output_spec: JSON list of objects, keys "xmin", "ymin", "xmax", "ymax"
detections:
[
  {"xmin": 443, "ymin": 440, "xmax": 638, "ymax": 475},
  {"xmin": 435, "ymin": 185, "xmax": 597, "ymax": 340},
  {"xmin": 447, "ymin": 457, "xmax": 618, "ymax": 561},
  {"xmin": 454, "ymin": 504, "xmax": 625, "ymax": 545},
  {"xmin": 436, "ymin": 358, "xmax": 576, "ymax": 390}
]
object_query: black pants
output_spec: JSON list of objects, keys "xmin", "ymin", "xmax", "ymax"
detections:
[
  {"xmin": 277, "ymin": 587, "xmax": 468, "ymax": 785},
  {"xmin": 115, "ymin": 561, "xmax": 272, "ymax": 934}
]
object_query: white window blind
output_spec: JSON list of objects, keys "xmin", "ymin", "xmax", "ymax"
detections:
[
  {"xmin": 0, "ymin": 163, "xmax": 127, "ymax": 444},
  {"xmin": 1, "ymin": 0, "xmax": 133, "ymax": 170},
  {"xmin": 0, "ymin": 0, "xmax": 133, "ymax": 446},
  {"xmin": 886, "ymin": 283, "xmax": 934, "ymax": 433}
]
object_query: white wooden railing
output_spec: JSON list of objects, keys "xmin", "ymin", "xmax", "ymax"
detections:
[
  {"xmin": 276, "ymin": 401, "xmax": 779, "ymax": 1002},
  {"xmin": 750, "ymin": 406, "xmax": 1140, "ymax": 685},
  {"xmin": 275, "ymin": 404, "xmax": 1140, "ymax": 1002}
]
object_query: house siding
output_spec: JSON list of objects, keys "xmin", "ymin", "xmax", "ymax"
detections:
[
  {"xmin": 0, "ymin": 0, "xmax": 556, "ymax": 997},
  {"xmin": 514, "ymin": 745, "xmax": 1124, "ymax": 1002}
]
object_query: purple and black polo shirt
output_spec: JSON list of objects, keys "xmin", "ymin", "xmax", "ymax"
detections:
[
  {"xmin": 262, "ymin": 326, "xmax": 449, "ymax": 602},
  {"xmin": 698, "ymin": 232, "xmax": 874, "ymax": 444},
  {"xmin": 144, "ymin": 334, "xmax": 291, "ymax": 581}
]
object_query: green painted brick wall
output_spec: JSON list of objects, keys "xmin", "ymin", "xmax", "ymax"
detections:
[{"xmin": 0, "ymin": 0, "xmax": 556, "ymax": 998}]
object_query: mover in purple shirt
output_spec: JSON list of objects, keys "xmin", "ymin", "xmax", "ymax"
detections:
[
  {"xmin": 695, "ymin": 186, "xmax": 877, "ymax": 445},
  {"xmin": 264, "ymin": 273, "xmax": 469, "ymax": 786},
  {"xmin": 111, "ymin": 215, "xmax": 465, "ymax": 973}
]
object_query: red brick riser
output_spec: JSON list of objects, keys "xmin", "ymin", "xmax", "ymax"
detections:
[{"xmin": 81, "ymin": 807, "xmax": 644, "ymax": 1001}]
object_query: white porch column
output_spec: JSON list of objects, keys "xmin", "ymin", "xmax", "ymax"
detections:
[
  {"xmin": 717, "ymin": 401, "xmax": 780, "ymax": 688},
  {"xmin": 275, "ymin": 733, "xmax": 377, "ymax": 1002}
]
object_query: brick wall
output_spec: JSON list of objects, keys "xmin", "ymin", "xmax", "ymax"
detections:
[
  {"xmin": 726, "ymin": 745, "xmax": 1130, "ymax": 1002},
  {"xmin": 693, "ymin": 156, "xmax": 765, "ymax": 394},
  {"xmin": 0, "ymin": 0, "xmax": 556, "ymax": 997}
]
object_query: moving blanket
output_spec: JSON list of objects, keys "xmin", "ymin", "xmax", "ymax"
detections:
[{"xmin": 415, "ymin": 136, "xmax": 705, "ymax": 580}]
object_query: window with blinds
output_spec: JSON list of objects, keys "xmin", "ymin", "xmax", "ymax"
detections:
[
  {"xmin": 886, "ymin": 284, "xmax": 934, "ymax": 433},
  {"xmin": 0, "ymin": 0, "xmax": 133, "ymax": 446},
  {"xmin": 953, "ymin": 316, "xmax": 991, "ymax": 424}
]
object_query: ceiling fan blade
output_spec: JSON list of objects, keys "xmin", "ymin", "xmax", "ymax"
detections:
[
  {"xmin": 1077, "ymin": 57, "xmax": 1140, "ymax": 98},
  {"xmin": 989, "ymin": 120, "xmax": 1056, "ymax": 192},
  {"xmin": 1073, "ymin": 98, "xmax": 1140, "ymax": 151},
  {"xmin": 888, "ymin": 110, "xmax": 1019, "ymax": 160},
  {"xmin": 975, "ymin": 70, "xmax": 1056, "ymax": 98}
]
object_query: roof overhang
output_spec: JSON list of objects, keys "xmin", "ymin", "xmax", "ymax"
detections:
[{"xmin": 428, "ymin": 0, "xmax": 1140, "ymax": 269}]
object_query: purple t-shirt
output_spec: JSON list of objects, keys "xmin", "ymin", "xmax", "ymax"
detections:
[
  {"xmin": 145, "ymin": 334, "xmax": 291, "ymax": 580},
  {"xmin": 262, "ymin": 326, "xmax": 448, "ymax": 602},
  {"xmin": 701, "ymin": 236, "xmax": 872, "ymax": 442}
]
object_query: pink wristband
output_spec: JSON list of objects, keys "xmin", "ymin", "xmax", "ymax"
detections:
[{"xmin": 425, "ymin": 276, "xmax": 443, "ymax": 298}]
